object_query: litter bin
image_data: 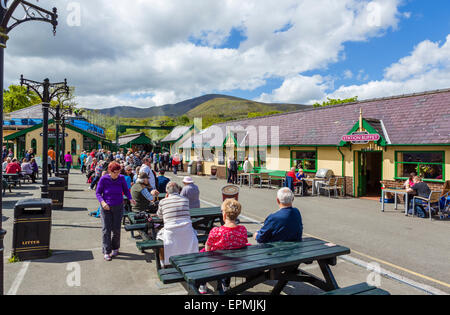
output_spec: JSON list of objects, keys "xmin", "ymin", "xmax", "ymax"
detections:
[
  {"xmin": 222, "ymin": 185, "xmax": 239, "ymax": 201},
  {"xmin": 190, "ymin": 161, "xmax": 197, "ymax": 175},
  {"xmin": 196, "ymin": 161, "xmax": 203, "ymax": 175},
  {"xmin": 187, "ymin": 161, "xmax": 193, "ymax": 175},
  {"xmin": 48, "ymin": 177, "xmax": 65, "ymax": 210},
  {"xmin": 12, "ymin": 198, "xmax": 52, "ymax": 260},
  {"xmin": 211, "ymin": 166, "xmax": 218, "ymax": 176},
  {"xmin": 57, "ymin": 168, "xmax": 69, "ymax": 191}
]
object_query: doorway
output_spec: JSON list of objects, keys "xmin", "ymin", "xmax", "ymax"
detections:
[{"xmin": 357, "ymin": 151, "xmax": 382, "ymax": 197}]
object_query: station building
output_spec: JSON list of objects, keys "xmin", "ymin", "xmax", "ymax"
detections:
[
  {"xmin": 3, "ymin": 104, "xmax": 112, "ymax": 166},
  {"xmin": 171, "ymin": 89, "xmax": 450, "ymax": 197}
]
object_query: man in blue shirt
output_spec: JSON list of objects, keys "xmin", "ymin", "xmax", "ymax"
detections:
[
  {"xmin": 157, "ymin": 169, "xmax": 170, "ymax": 194},
  {"xmin": 255, "ymin": 188, "xmax": 303, "ymax": 243}
]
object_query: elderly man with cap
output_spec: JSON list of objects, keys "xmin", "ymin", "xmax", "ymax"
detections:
[
  {"xmin": 130, "ymin": 172, "xmax": 159, "ymax": 213},
  {"xmin": 180, "ymin": 176, "xmax": 200, "ymax": 209}
]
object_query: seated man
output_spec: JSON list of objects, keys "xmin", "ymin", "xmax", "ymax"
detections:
[
  {"xmin": 407, "ymin": 176, "xmax": 432, "ymax": 218},
  {"xmin": 156, "ymin": 182, "xmax": 198, "ymax": 267},
  {"xmin": 157, "ymin": 169, "xmax": 170, "ymax": 194},
  {"xmin": 255, "ymin": 187, "xmax": 303, "ymax": 243},
  {"xmin": 286, "ymin": 167, "xmax": 302, "ymax": 193},
  {"xmin": 130, "ymin": 172, "xmax": 159, "ymax": 213}
]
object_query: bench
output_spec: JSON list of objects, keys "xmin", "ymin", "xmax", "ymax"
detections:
[
  {"xmin": 320, "ymin": 282, "xmax": 390, "ymax": 295},
  {"xmin": 158, "ymin": 268, "xmax": 185, "ymax": 284}
]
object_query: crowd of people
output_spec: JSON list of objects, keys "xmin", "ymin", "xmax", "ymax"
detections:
[
  {"xmin": 2, "ymin": 147, "xmax": 39, "ymax": 183},
  {"xmin": 85, "ymin": 147, "xmax": 304, "ymax": 294}
]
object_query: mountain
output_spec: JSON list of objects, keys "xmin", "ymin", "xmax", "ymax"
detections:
[
  {"xmin": 85, "ymin": 94, "xmax": 310, "ymax": 118},
  {"xmin": 85, "ymin": 94, "xmax": 241, "ymax": 118},
  {"xmin": 186, "ymin": 98, "xmax": 309, "ymax": 118}
]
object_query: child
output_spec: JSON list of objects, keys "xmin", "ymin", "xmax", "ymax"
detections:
[{"xmin": 198, "ymin": 198, "xmax": 248, "ymax": 294}]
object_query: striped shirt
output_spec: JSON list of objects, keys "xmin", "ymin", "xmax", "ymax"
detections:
[{"xmin": 157, "ymin": 193, "xmax": 191, "ymax": 225}]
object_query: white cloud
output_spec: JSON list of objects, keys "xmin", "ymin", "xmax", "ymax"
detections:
[
  {"xmin": 4, "ymin": 0, "xmax": 405, "ymax": 109},
  {"xmin": 257, "ymin": 75, "xmax": 330, "ymax": 104},
  {"xmin": 343, "ymin": 70, "xmax": 354, "ymax": 79},
  {"xmin": 330, "ymin": 35, "xmax": 450, "ymax": 100}
]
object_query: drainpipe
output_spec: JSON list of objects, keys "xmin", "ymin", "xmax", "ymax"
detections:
[{"xmin": 337, "ymin": 146, "xmax": 345, "ymax": 195}]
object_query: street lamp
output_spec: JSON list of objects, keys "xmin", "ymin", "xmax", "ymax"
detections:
[
  {"xmin": 0, "ymin": 0, "xmax": 59, "ymax": 296},
  {"xmin": 49, "ymin": 102, "xmax": 74, "ymax": 173},
  {"xmin": 20, "ymin": 76, "xmax": 69, "ymax": 198}
]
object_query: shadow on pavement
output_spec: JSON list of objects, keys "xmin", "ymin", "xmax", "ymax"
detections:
[
  {"xmin": 53, "ymin": 207, "xmax": 89, "ymax": 212},
  {"xmin": 52, "ymin": 223, "xmax": 101, "ymax": 229},
  {"xmin": 112, "ymin": 252, "xmax": 149, "ymax": 262},
  {"xmin": 35, "ymin": 249, "xmax": 95, "ymax": 263}
]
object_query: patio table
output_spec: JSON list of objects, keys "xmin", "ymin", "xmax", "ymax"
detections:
[{"xmin": 381, "ymin": 188, "xmax": 410, "ymax": 215}]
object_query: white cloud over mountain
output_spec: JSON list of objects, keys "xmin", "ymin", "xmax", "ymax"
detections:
[{"xmin": 5, "ymin": 0, "xmax": 439, "ymax": 109}]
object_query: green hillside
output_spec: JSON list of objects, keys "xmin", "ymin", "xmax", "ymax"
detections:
[{"xmin": 186, "ymin": 98, "xmax": 308, "ymax": 119}]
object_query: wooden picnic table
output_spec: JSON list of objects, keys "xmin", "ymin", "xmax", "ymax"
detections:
[
  {"xmin": 3, "ymin": 173, "xmax": 21, "ymax": 188},
  {"xmin": 169, "ymin": 237, "xmax": 350, "ymax": 295},
  {"xmin": 127, "ymin": 206, "xmax": 223, "ymax": 238}
]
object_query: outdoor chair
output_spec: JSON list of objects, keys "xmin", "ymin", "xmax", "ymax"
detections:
[
  {"xmin": 412, "ymin": 191, "xmax": 442, "ymax": 221},
  {"xmin": 319, "ymin": 177, "xmax": 337, "ymax": 198},
  {"xmin": 258, "ymin": 172, "xmax": 271, "ymax": 189},
  {"xmin": 284, "ymin": 176, "xmax": 302, "ymax": 196},
  {"xmin": 335, "ymin": 177, "xmax": 345, "ymax": 197},
  {"xmin": 439, "ymin": 192, "xmax": 450, "ymax": 220}
]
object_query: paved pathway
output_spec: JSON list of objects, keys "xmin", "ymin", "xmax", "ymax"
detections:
[{"xmin": 2, "ymin": 171, "xmax": 449, "ymax": 295}]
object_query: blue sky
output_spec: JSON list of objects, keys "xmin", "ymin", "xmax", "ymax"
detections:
[
  {"xmin": 7, "ymin": 0, "xmax": 450, "ymax": 108},
  {"xmin": 225, "ymin": 0, "xmax": 450, "ymax": 102}
]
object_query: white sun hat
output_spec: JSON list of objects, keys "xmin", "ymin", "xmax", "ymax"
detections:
[{"xmin": 183, "ymin": 176, "xmax": 194, "ymax": 184}]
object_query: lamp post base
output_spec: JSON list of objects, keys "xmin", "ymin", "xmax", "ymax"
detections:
[{"xmin": 41, "ymin": 186, "xmax": 49, "ymax": 199}]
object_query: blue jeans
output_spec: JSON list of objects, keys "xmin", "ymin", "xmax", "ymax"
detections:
[
  {"xmin": 411, "ymin": 200, "xmax": 428, "ymax": 218},
  {"xmin": 90, "ymin": 175, "xmax": 100, "ymax": 190},
  {"xmin": 66, "ymin": 162, "xmax": 71, "ymax": 173}
]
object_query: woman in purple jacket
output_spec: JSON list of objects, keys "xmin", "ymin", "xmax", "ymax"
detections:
[{"xmin": 96, "ymin": 162, "xmax": 136, "ymax": 261}]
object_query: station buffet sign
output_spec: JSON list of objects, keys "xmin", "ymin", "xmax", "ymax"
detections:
[{"xmin": 341, "ymin": 131, "xmax": 380, "ymax": 144}]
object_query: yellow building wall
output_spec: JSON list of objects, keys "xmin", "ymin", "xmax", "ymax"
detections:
[
  {"xmin": 317, "ymin": 147, "xmax": 343, "ymax": 176},
  {"xmin": 25, "ymin": 124, "xmax": 84, "ymax": 165}
]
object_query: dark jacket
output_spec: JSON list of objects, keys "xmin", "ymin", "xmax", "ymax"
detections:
[{"xmin": 256, "ymin": 207, "xmax": 303, "ymax": 243}]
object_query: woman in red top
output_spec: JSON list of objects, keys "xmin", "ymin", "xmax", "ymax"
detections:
[
  {"xmin": 6, "ymin": 158, "xmax": 21, "ymax": 174},
  {"xmin": 199, "ymin": 198, "xmax": 248, "ymax": 294}
]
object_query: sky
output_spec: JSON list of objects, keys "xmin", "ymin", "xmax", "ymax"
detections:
[{"xmin": 4, "ymin": 0, "xmax": 450, "ymax": 109}]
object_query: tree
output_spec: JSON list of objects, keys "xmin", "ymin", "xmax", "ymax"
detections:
[
  {"xmin": 313, "ymin": 96, "xmax": 358, "ymax": 108},
  {"xmin": 3, "ymin": 84, "xmax": 41, "ymax": 113}
]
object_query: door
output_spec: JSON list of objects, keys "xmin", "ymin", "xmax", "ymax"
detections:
[
  {"xmin": 358, "ymin": 151, "xmax": 382, "ymax": 197},
  {"xmin": 357, "ymin": 152, "xmax": 367, "ymax": 197}
]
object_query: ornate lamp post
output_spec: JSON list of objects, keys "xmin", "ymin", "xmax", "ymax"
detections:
[
  {"xmin": 49, "ymin": 102, "xmax": 74, "ymax": 173},
  {"xmin": 0, "ymin": 0, "xmax": 59, "ymax": 296},
  {"xmin": 20, "ymin": 76, "xmax": 69, "ymax": 198}
]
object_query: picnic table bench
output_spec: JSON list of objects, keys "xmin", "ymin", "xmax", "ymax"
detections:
[
  {"xmin": 320, "ymin": 282, "xmax": 390, "ymax": 295},
  {"xmin": 3, "ymin": 173, "xmax": 20, "ymax": 189},
  {"xmin": 167, "ymin": 237, "xmax": 351, "ymax": 295}
]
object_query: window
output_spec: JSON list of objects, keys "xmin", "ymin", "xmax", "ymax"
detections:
[
  {"xmin": 184, "ymin": 149, "xmax": 191, "ymax": 162},
  {"xmin": 257, "ymin": 149, "xmax": 267, "ymax": 168},
  {"xmin": 217, "ymin": 149, "xmax": 225, "ymax": 165},
  {"xmin": 395, "ymin": 151, "xmax": 444, "ymax": 182},
  {"xmin": 31, "ymin": 139, "xmax": 37, "ymax": 154},
  {"xmin": 71, "ymin": 139, "xmax": 77, "ymax": 154},
  {"xmin": 291, "ymin": 150, "xmax": 317, "ymax": 172}
]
